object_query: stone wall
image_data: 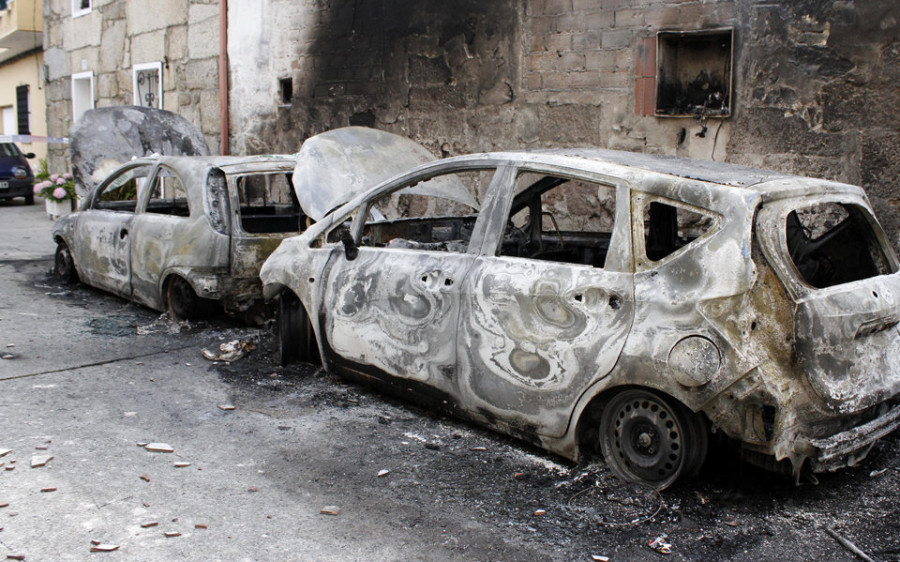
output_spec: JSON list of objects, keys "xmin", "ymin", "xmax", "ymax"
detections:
[
  {"xmin": 229, "ymin": 0, "xmax": 900, "ymax": 249},
  {"xmin": 43, "ymin": 0, "xmax": 221, "ymax": 172}
]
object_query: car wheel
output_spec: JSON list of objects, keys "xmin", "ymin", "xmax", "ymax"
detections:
[
  {"xmin": 599, "ymin": 388, "xmax": 707, "ymax": 490},
  {"xmin": 277, "ymin": 291, "xmax": 315, "ymax": 366},
  {"xmin": 54, "ymin": 242, "xmax": 78, "ymax": 283},
  {"xmin": 166, "ymin": 276, "xmax": 200, "ymax": 321},
  {"xmin": 25, "ymin": 193, "xmax": 34, "ymax": 205}
]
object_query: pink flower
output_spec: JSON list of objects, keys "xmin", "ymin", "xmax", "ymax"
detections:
[
  {"xmin": 56, "ymin": 177, "xmax": 66, "ymax": 185},
  {"xmin": 63, "ymin": 172, "xmax": 73, "ymax": 179},
  {"xmin": 53, "ymin": 187, "xmax": 67, "ymax": 200},
  {"xmin": 33, "ymin": 183, "xmax": 43, "ymax": 194},
  {"xmin": 50, "ymin": 174, "xmax": 59, "ymax": 181}
]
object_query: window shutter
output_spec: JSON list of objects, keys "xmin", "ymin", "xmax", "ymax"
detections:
[{"xmin": 16, "ymin": 85, "xmax": 30, "ymax": 135}]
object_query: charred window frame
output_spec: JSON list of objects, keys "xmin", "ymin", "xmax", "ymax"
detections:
[
  {"xmin": 279, "ymin": 77, "xmax": 293, "ymax": 105},
  {"xmin": 91, "ymin": 163, "xmax": 153, "ymax": 213},
  {"xmin": 652, "ymin": 28, "xmax": 733, "ymax": 118},
  {"xmin": 355, "ymin": 169, "xmax": 490, "ymax": 254},
  {"xmin": 143, "ymin": 166, "xmax": 190, "ymax": 217},
  {"xmin": 633, "ymin": 195, "xmax": 719, "ymax": 267},
  {"xmin": 232, "ymin": 172, "xmax": 305, "ymax": 234},
  {"xmin": 500, "ymin": 172, "xmax": 618, "ymax": 269},
  {"xmin": 786, "ymin": 202, "xmax": 896, "ymax": 290}
]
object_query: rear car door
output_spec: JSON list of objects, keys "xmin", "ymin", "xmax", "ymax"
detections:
[{"xmin": 458, "ymin": 167, "xmax": 635, "ymax": 438}]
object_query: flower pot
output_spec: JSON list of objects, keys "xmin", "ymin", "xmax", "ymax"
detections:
[{"xmin": 45, "ymin": 198, "xmax": 72, "ymax": 220}]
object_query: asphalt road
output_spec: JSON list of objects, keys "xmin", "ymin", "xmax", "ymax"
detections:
[{"xmin": 1, "ymin": 198, "xmax": 899, "ymax": 561}]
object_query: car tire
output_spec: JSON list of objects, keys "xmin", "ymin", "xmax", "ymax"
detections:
[
  {"xmin": 166, "ymin": 276, "xmax": 202, "ymax": 321},
  {"xmin": 54, "ymin": 242, "xmax": 78, "ymax": 283},
  {"xmin": 598, "ymin": 388, "xmax": 707, "ymax": 490},
  {"xmin": 277, "ymin": 291, "xmax": 315, "ymax": 366},
  {"xmin": 25, "ymin": 193, "xmax": 34, "ymax": 205}
]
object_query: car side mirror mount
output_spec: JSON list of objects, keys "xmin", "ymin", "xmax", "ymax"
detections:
[
  {"xmin": 25, "ymin": 152, "xmax": 36, "ymax": 159},
  {"xmin": 340, "ymin": 230, "xmax": 358, "ymax": 261}
]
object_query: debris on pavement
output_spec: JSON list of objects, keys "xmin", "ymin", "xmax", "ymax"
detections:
[
  {"xmin": 140, "ymin": 521, "xmax": 158, "ymax": 528},
  {"xmin": 7, "ymin": 554, "xmax": 26, "ymax": 560},
  {"xmin": 0, "ymin": 503, "xmax": 9, "ymax": 508},
  {"xmin": 30, "ymin": 455, "xmax": 53, "ymax": 468},
  {"xmin": 40, "ymin": 487, "xmax": 57, "ymax": 493},
  {"xmin": 648, "ymin": 535, "xmax": 673, "ymax": 555},
  {"xmin": 591, "ymin": 556, "xmax": 610, "ymax": 562},
  {"xmin": 869, "ymin": 468, "xmax": 888, "ymax": 477},
  {"xmin": 0, "ymin": 449, "xmax": 10, "ymax": 458},
  {"xmin": 826, "ymin": 528, "xmax": 875, "ymax": 562},
  {"xmin": 533, "ymin": 509, "xmax": 547, "ymax": 516},
  {"xmin": 195, "ymin": 523, "xmax": 208, "ymax": 529},
  {"xmin": 377, "ymin": 469, "xmax": 390, "ymax": 478},
  {"xmin": 90, "ymin": 542, "xmax": 119, "ymax": 552},
  {"xmin": 217, "ymin": 404, "xmax": 235, "ymax": 411},
  {"xmin": 144, "ymin": 443, "xmax": 174, "ymax": 453},
  {"xmin": 202, "ymin": 339, "xmax": 255, "ymax": 362},
  {"xmin": 320, "ymin": 506, "xmax": 341, "ymax": 516},
  {"xmin": 164, "ymin": 532, "xmax": 181, "ymax": 538},
  {"xmin": 1, "ymin": 353, "xmax": 16, "ymax": 360},
  {"xmin": 174, "ymin": 462, "xmax": 191, "ymax": 468},
  {"xmin": 139, "ymin": 474, "xmax": 151, "ymax": 482}
]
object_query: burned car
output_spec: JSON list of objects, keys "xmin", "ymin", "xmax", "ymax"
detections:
[
  {"xmin": 261, "ymin": 141, "xmax": 900, "ymax": 489},
  {"xmin": 52, "ymin": 154, "xmax": 308, "ymax": 321}
]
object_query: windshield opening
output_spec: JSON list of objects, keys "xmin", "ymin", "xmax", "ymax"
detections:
[{"xmin": 786, "ymin": 202, "xmax": 895, "ymax": 289}]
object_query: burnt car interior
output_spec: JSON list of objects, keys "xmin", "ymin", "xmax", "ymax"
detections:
[
  {"xmin": 500, "ymin": 173, "xmax": 616, "ymax": 268},
  {"xmin": 786, "ymin": 202, "xmax": 896, "ymax": 289},
  {"xmin": 94, "ymin": 165, "xmax": 151, "ymax": 212},
  {"xmin": 357, "ymin": 169, "xmax": 489, "ymax": 253},
  {"xmin": 146, "ymin": 167, "xmax": 190, "ymax": 216},
  {"xmin": 235, "ymin": 172, "xmax": 306, "ymax": 234}
]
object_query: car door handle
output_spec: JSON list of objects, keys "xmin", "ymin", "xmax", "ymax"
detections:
[{"xmin": 119, "ymin": 228, "xmax": 129, "ymax": 240}]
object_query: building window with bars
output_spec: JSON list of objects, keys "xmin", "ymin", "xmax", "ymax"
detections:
[{"xmin": 133, "ymin": 62, "xmax": 163, "ymax": 109}]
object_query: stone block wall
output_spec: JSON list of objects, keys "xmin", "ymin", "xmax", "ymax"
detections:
[
  {"xmin": 43, "ymin": 0, "xmax": 221, "ymax": 172},
  {"xmin": 229, "ymin": 0, "xmax": 900, "ymax": 249}
]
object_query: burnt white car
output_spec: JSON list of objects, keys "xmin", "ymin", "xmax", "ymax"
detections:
[
  {"xmin": 261, "ymin": 140, "xmax": 900, "ymax": 489},
  {"xmin": 52, "ymin": 155, "xmax": 308, "ymax": 320}
]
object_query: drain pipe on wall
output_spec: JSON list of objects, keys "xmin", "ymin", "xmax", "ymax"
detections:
[{"xmin": 218, "ymin": 0, "xmax": 230, "ymax": 155}]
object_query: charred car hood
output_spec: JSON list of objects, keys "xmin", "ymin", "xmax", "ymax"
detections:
[
  {"xmin": 69, "ymin": 106, "xmax": 210, "ymax": 195},
  {"xmin": 293, "ymin": 127, "xmax": 478, "ymax": 221}
]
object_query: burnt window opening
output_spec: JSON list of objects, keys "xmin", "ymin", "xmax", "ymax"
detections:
[
  {"xmin": 643, "ymin": 200, "xmax": 715, "ymax": 262},
  {"xmin": 656, "ymin": 28, "xmax": 733, "ymax": 118},
  {"xmin": 279, "ymin": 77, "xmax": 293, "ymax": 105},
  {"xmin": 146, "ymin": 167, "xmax": 190, "ymax": 217},
  {"xmin": 786, "ymin": 203, "xmax": 896, "ymax": 289},
  {"xmin": 501, "ymin": 173, "xmax": 617, "ymax": 269},
  {"xmin": 359, "ymin": 169, "xmax": 490, "ymax": 254},
  {"xmin": 235, "ymin": 173, "xmax": 305, "ymax": 233}
]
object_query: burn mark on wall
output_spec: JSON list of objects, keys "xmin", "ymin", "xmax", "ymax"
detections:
[{"xmin": 303, "ymin": 0, "xmax": 518, "ymax": 124}]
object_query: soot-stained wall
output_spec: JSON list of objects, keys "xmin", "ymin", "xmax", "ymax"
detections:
[{"xmin": 229, "ymin": 0, "xmax": 900, "ymax": 248}]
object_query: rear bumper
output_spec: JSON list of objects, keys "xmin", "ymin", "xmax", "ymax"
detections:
[{"xmin": 800, "ymin": 403, "xmax": 900, "ymax": 472}]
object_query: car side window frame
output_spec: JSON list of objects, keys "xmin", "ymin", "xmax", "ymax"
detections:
[
  {"xmin": 87, "ymin": 162, "xmax": 159, "ymax": 214},
  {"xmin": 346, "ymin": 163, "xmax": 504, "ymax": 255},
  {"xmin": 486, "ymin": 163, "xmax": 634, "ymax": 272},
  {"xmin": 138, "ymin": 164, "xmax": 191, "ymax": 217},
  {"xmin": 631, "ymin": 192, "xmax": 721, "ymax": 271}
]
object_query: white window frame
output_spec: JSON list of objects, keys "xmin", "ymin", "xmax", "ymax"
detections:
[
  {"xmin": 132, "ymin": 62, "xmax": 164, "ymax": 109},
  {"xmin": 72, "ymin": 0, "xmax": 91, "ymax": 18},
  {"xmin": 71, "ymin": 71, "xmax": 95, "ymax": 124}
]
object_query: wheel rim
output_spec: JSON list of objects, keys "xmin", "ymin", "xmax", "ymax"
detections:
[{"xmin": 600, "ymin": 389, "xmax": 689, "ymax": 489}]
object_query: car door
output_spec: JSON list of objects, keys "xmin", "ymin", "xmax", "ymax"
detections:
[
  {"xmin": 320, "ymin": 165, "xmax": 500, "ymax": 399},
  {"xmin": 73, "ymin": 162, "xmax": 156, "ymax": 297},
  {"xmin": 458, "ymin": 167, "xmax": 635, "ymax": 438}
]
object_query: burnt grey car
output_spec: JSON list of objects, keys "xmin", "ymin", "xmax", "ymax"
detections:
[
  {"xmin": 261, "ymin": 142, "xmax": 900, "ymax": 489},
  {"xmin": 52, "ymin": 155, "xmax": 308, "ymax": 321}
]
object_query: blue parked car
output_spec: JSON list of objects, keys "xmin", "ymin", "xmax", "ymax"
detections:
[{"xmin": 0, "ymin": 142, "xmax": 36, "ymax": 205}]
